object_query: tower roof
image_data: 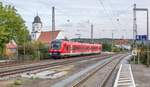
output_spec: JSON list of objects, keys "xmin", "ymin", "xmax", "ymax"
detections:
[{"xmin": 33, "ymin": 15, "xmax": 42, "ymax": 24}]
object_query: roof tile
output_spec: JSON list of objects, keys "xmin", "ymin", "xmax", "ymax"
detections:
[{"xmin": 38, "ymin": 30, "xmax": 60, "ymax": 44}]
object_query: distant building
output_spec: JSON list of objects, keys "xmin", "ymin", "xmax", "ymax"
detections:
[
  {"xmin": 31, "ymin": 15, "xmax": 43, "ymax": 40},
  {"xmin": 31, "ymin": 15, "xmax": 64, "ymax": 44},
  {"xmin": 4, "ymin": 40, "xmax": 17, "ymax": 59}
]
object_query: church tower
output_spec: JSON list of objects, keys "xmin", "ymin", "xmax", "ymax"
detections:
[{"xmin": 31, "ymin": 15, "xmax": 42, "ymax": 40}]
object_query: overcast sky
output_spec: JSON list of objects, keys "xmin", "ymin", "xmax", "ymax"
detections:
[{"xmin": 1, "ymin": 0, "xmax": 150, "ymax": 39}]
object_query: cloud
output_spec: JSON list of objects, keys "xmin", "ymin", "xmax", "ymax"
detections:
[{"xmin": 1, "ymin": 0, "xmax": 150, "ymax": 39}]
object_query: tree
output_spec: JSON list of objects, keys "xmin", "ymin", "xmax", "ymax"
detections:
[
  {"xmin": 0, "ymin": 2, "xmax": 29, "ymax": 55},
  {"xmin": 102, "ymin": 43, "xmax": 112, "ymax": 51},
  {"xmin": 18, "ymin": 41, "xmax": 49, "ymax": 60}
]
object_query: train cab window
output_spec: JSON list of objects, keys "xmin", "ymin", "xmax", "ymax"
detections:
[{"xmin": 51, "ymin": 41, "xmax": 61, "ymax": 50}]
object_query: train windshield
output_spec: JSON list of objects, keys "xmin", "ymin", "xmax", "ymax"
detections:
[{"xmin": 51, "ymin": 41, "xmax": 61, "ymax": 50}]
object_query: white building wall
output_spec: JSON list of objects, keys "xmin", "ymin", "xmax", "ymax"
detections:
[
  {"xmin": 56, "ymin": 32, "xmax": 65, "ymax": 39},
  {"xmin": 31, "ymin": 23, "xmax": 42, "ymax": 41}
]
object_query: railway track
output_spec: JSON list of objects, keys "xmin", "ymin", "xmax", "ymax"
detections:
[
  {"xmin": 0, "ymin": 60, "xmax": 43, "ymax": 68},
  {"xmin": 0, "ymin": 54, "xmax": 112, "ymax": 80},
  {"xmin": 71, "ymin": 54, "xmax": 128, "ymax": 87},
  {"xmin": 0, "ymin": 54, "xmax": 110, "ymax": 71},
  {"xmin": 0, "ymin": 53, "xmax": 110, "ymax": 68}
]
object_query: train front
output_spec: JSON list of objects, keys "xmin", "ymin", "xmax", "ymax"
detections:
[{"xmin": 49, "ymin": 40, "xmax": 62, "ymax": 58}]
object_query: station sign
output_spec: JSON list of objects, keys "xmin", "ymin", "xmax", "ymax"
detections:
[{"xmin": 136, "ymin": 35, "xmax": 148, "ymax": 41}]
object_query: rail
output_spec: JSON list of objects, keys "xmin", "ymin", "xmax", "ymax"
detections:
[
  {"xmin": 72, "ymin": 54, "xmax": 126, "ymax": 87},
  {"xmin": 0, "ymin": 54, "xmax": 111, "ymax": 80}
]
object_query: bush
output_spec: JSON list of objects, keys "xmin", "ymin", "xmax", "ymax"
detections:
[
  {"xmin": 14, "ymin": 79, "xmax": 22, "ymax": 85},
  {"xmin": 112, "ymin": 47, "xmax": 121, "ymax": 52},
  {"xmin": 39, "ymin": 46, "xmax": 49, "ymax": 59},
  {"xmin": 131, "ymin": 43, "xmax": 150, "ymax": 66},
  {"xmin": 18, "ymin": 41, "xmax": 49, "ymax": 60},
  {"xmin": 102, "ymin": 43, "xmax": 112, "ymax": 51}
]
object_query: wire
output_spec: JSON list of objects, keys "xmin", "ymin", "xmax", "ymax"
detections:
[{"xmin": 97, "ymin": 0, "xmax": 117, "ymax": 29}]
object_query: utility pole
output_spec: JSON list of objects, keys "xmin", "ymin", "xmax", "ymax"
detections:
[
  {"xmin": 23, "ymin": 29, "xmax": 26, "ymax": 61},
  {"xmin": 133, "ymin": 4, "xmax": 137, "ymax": 40},
  {"xmin": 76, "ymin": 29, "xmax": 81, "ymax": 42},
  {"xmin": 133, "ymin": 4, "xmax": 149, "ymax": 66},
  {"xmin": 133, "ymin": 4, "xmax": 137, "ymax": 64},
  {"xmin": 146, "ymin": 9, "xmax": 149, "ymax": 67},
  {"xmin": 52, "ymin": 6, "xmax": 55, "ymax": 41},
  {"xmin": 91, "ymin": 24, "xmax": 93, "ymax": 43},
  {"xmin": 111, "ymin": 30, "xmax": 114, "ymax": 52}
]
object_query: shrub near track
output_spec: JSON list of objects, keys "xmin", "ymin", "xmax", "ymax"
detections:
[{"xmin": 18, "ymin": 41, "xmax": 49, "ymax": 61}]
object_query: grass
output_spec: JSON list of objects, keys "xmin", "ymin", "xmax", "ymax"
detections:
[{"xmin": 14, "ymin": 79, "xmax": 22, "ymax": 85}]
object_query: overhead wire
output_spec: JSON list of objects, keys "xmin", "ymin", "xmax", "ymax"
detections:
[
  {"xmin": 5, "ymin": 0, "xmax": 135, "ymax": 39},
  {"xmin": 97, "ymin": 0, "xmax": 118, "ymax": 30},
  {"xmin": 97, "ymin": 0, "xmax": 135, "ymax": 39}
]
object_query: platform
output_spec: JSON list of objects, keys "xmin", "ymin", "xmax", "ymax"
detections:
[{"xmin": 113, "ymin": 64, "xmax": 136, "ymax": 87}]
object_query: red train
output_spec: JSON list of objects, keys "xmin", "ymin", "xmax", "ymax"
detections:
[{"xmin": 49, "ymin": 40, "xmax": 102, "ymax": 58}]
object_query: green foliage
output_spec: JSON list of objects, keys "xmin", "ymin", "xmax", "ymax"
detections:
[
  {"xmin": 0, "ymin": 2, "xmax": 29, "ymax": 55},
  {"xmin": 30, "ymin": 76, "xmax": 39, "ymax": 80},
  {"xmin": 14, "ymin": 79, "xmax": 22, "ymax": 85},
  {"xmin": 103, "ymin": 43, "xmax": 124, "ymax": 52},
  {"xmin": 18, "ymin": 41, "xmax": 49, "ymax": 60},
  {"xmin": 112, "ymin": 46, "xmax": 121, "ymax": 52},
  {"xmin": 102, "ymin": 43, "xmax": 112, "ymax": 51},
  {"xmin": 131, "ymin": 43, "xmax": 150, "ymax": 66}
]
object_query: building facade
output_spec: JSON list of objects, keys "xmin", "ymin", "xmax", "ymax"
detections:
[
  {"xmin": 31, "ymin": 15, "xmax": 63, "ymax": 44},
  {"xmin": 31, "ymin": 15, "xmax": 43, "ymax": 40}
]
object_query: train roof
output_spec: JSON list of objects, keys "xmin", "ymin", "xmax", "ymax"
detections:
[{"xmin": 51, "ymin": 39, "xmax": 102, "ymax": 46}]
